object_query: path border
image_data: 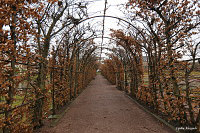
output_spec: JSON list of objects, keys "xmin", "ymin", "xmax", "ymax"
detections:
[
  {"xmin": 49, "ymin": 88, "xmax": 88, "ymax": 127},
  {"xmin": 124, "ymin": 92, "xmax": 180, "ymax": 133}
]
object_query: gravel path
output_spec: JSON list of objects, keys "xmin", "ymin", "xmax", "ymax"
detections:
[{"xmin": 41, "ymin": 75, "xmax": 174, "ymax": 133}]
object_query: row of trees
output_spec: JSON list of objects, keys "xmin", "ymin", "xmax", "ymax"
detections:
[
  {"xmin": 0, "ymin": 0, "xmax": 98, "ymax": 132},
  {"xmin": 102, "ymin": 0, "xmax": 200, "ymax": 131}
]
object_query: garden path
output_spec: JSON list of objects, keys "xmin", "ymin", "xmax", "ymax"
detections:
[{"xmin": 41, "ymin": 75, "xmax": 174, "ymax": 133}]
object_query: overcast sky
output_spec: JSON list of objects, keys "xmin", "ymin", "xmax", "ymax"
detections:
[{"xmin": 84, "ymin": 0, "xmax": 128, "ymax": 58}]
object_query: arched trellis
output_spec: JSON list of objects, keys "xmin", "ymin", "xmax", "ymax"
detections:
[
  {"xmin": 55, "ymin": 35, "xmax": 125, "ymax": 59},
  {"xmin": 80, "ymin": 15, "xmax": 147, "ymax": 48},
  {"xmin": 65, "ymin": 15, "xmax": 149, "ymax": 61},
  {"xmin": 56, "ymin": 15, "xmax": 147, "ymax": 50},
  {"xmin": 53, "ymin": 14, "xmax": 149, "ymax": 63},
  {"xmin": 78, "ymin": 15, "xmax": 142, "ymax": 35}
]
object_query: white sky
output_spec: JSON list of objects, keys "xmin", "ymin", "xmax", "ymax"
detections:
[{"xmin": 84, "ymin": 0, "xmax": 128, "ymax": 59}]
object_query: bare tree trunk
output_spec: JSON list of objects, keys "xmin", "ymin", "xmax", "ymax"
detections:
[
  {"xmin": 74, "ymin": 50, "xmax": 80, "ymax": 97},
  {"xmin": 4, "ymin": 6, "xmax": 17, "ymax": 132},
  {"xmin": 123, "ymin": 63, "xmax": 128, "ymax": 93},
  {"xmin": 185, "ymin": 64, "xmax": 196, "ymax": 125}
]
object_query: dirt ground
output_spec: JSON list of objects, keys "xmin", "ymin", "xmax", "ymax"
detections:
[{"xmin": 39, "ymin": 75, "xmax": 175, "ymax": 133}]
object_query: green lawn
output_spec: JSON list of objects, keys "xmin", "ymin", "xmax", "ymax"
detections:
[{"xmin": 0, "ymin": 95, "xmax": 24, "ymax": 107}]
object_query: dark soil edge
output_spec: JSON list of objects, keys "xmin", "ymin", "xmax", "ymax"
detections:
[
  {"xmin": 49, "ymin": 86, "xmax": 89, "ymax": 127},
  {"xmin": 35, "ymin": 78, "xmax": 94, "ymax": 132},
  {"xmin": 124, "ymin": 93, "xmax": 179, "ymax": 133}
]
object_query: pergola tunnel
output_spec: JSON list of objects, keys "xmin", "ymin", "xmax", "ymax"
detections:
[{"xmin": 0, "ymin": 0, "xmax": 200, "ymax": 133}]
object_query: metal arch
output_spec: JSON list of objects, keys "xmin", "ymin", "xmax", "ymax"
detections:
[
  {"xmin": 78, "ymin": 15, "xmax": 144, "ymax": 37},
  {"xmin": 65, "ymin": 15, "xmax": 146, "ymax": 48}
]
